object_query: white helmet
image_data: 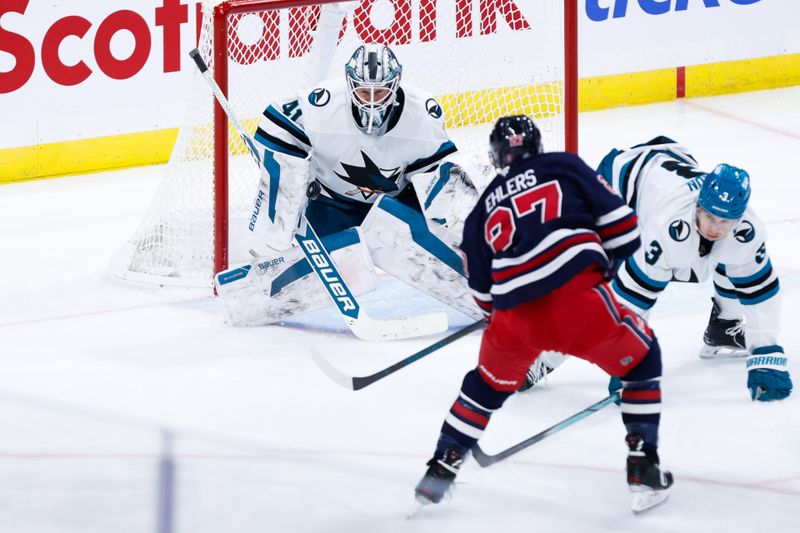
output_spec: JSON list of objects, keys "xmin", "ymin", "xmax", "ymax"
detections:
[{"xmin": 345, "ymin": 44, "xmax": 402, "ymax": 135}]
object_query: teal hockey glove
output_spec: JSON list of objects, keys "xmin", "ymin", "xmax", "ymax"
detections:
[{"xmin": 747, "ymin": 346, "xmax": 792, "ymax": 401}]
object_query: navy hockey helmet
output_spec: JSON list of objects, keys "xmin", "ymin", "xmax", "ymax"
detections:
[
  {"xmin": 697, "ymin": 163, "xmax": 751, "ymax": 219},
  {"xmin": 345, "ymin": 44, "xmax": 402, "ymax": 135},
  {"xmin": 489, "ymin": 115, "xmax": 542, "ymax": 169}
]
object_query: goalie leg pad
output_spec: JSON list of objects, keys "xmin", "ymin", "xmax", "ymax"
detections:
[
  {"xmin": 215, "ymin": 227, "xmax": 378, "ymax": 326},
  {"xmin": 247, "ymin": 152, "xmax": 312, "ymax": 253},
  {"xmin": 360, "ymin": 195, "xmax": 483, "ymax": 319}
]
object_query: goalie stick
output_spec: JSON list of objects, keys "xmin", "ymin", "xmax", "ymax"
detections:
[
  {"xmin": 311, "ymin": 318, "xmax": 485, "ymax": 390},
  {"xmin": 189, "ymin": 48, "xmax": 448, "ymax": 341},
  {"xmin": 471, "ymin": 392, "xmax": 620, "ymax": 467}
]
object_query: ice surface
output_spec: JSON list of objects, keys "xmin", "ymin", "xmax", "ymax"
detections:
[{"xmin": 0, "ymin": 87, "xmax": 798, "ymax": 532}]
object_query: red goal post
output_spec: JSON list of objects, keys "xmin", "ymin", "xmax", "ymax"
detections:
[{"xmin": 111, "ymin": 0, "xmax": 578, "ymax": 288}]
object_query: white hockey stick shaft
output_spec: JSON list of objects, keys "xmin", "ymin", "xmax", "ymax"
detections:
[
  {"xmin": 188, "ymin": 49, "xmax": 263, "ymax": 167},
  {"xmin": 188, "ymin": 49, "xmax": 448, "ymax": 341}
]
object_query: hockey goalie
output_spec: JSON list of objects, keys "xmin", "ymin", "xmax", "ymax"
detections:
[{"xmin": 214, "ymin": 43, "xmax": 485, "ymax": 334}]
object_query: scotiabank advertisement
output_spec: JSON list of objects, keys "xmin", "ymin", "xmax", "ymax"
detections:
[
  {"xmin": 0, "ymin": 0, "xmax": 797, "ymax": 152},
  {"xmin": 1, "ymin": 0, "xmax": 203, "ymax": 149}
]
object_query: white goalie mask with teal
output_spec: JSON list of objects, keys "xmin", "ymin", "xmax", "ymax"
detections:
[{"xmin": 345, "ymin": 44, "xmax": 402, "ymax": 135}]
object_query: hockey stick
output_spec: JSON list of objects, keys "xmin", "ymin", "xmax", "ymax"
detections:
[
  {"xmin": 311, "ymin": 318, "xmax": 485, "ymax": 390},
  {"xmin": 189, "ymin": 49, "xmax": 448, "ymax": 341},
  {"xmin": 471, "ymin": 392, "xmax": 620, "ymax": 467},
  {"xmin": 293, "ymin": 219, "xmax": 447, "ymax": 340}
]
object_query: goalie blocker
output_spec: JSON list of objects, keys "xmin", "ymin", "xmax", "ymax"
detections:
[{"xmin": 216, "ymin": 226, "xmax": 377, "ymax": 326}]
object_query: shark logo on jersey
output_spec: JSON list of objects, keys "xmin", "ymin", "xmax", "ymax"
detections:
[
  {"xmin": 734, "ymin": 220, "xmax": 755, "ymax": 243},
  {"xmin": 335, "ymin": 151, "xmax": 402, "ymax": 200},
  {"xmin": 668, "ymin": 219, "xmax": 691, "ymax": 242},
  {"xmin": 425, "ymin": 98, "xmax": 442, "ymax": 118},
  {"xmin": 309, "ymin": 88, "xmax": 331, "ymax": 107}
]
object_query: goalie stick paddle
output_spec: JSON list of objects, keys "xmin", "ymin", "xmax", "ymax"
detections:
[
  {"xmin": 292, "ymin": 220, "xmax": 448, "ymax": 341},
  {"xmin": 311, "ymin": 318, "xmax": 485, "ymax": 390},
  {"xmin": 471, "ymin": 392, "xmax": 620, "ymax": 467},
  {"xmin": 188, "ymin": 48, "xmax": 448, "ymax": 341}
]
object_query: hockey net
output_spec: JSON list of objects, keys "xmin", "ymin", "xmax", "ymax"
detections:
[{"xmin": 111, "ymin": 0, "xmax": 577, "ymax": 288}]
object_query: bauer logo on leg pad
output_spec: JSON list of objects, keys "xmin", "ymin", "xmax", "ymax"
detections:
[
  {"xmin": 249, "ymin": 190, "xmax": 266, "ymax": 231},
  {"xmin": 257, "ymin": 256, "xmax": 285, "ymax": 272},
  {"xmin": 296, "ymin": 226, "xmax": 360, "ymax": 319}
]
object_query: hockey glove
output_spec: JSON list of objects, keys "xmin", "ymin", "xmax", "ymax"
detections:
[
  {"xmin": 608, "ymin": 376, "xmax": 622, "ymax": 405},
  {"xmin": 746, "ymin": 346, "xmax": 792, "ymax": 401}
]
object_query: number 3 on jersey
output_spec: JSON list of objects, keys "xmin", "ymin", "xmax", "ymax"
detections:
[{"xmin": 484, "ymin": 181, "xmax": 563, "ymax": 253}]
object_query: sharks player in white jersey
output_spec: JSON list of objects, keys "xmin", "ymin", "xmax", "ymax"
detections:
[
  {"xmin": 214, "ymin": 44, "xmax": 483, "ymax": 327},
  {"xmin": 598, "ymin": 136, "xmax": 791, "ymax": 402},
  {"xmin": 261, "ymin": 49, "xmax": 456, "ymax": 216}
]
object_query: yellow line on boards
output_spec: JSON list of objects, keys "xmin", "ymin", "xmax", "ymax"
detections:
[
  {"xmin": 685, "ymin": 54, "xmax": 800, "ymax": 98},
  {"xmin": 0, "ymin": 129, "xmax": 179, "ymax": 184},
  {"xmin": 579, "ymin": 68, "xmax": 676, "ymax": 112},
  {"xmin": 1, "ymin": 53, "xmax": 797, "ymax": 183}
]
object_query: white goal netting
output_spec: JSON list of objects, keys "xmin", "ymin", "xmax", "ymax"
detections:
[{"xmin": 111, "ymin": 0, "xmax": 570, "ymax": 288}]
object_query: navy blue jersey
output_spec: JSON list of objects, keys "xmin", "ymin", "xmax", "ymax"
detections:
[{"xmin": 461, "ymin": 152, "xmax": 641, "ymax": 313}]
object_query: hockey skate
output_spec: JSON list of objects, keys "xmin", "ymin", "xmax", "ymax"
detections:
[
  {"xmin": 518, "ymin": 360, "xmax": 554, "ymax": 392},
  {"xmin": 518, "ymin": 352, "xmax": 566, "ymax": 392},
  {"xmin": 626, "ymin": 434, "xmax": 673, "ymax": 513},
  {"xmin": 699, "ymin": 297, "xmax": 747, "ymax": 359},
  {"xmin": 414, "ymin": 448, "xmax": 465, "ymax": 505}
]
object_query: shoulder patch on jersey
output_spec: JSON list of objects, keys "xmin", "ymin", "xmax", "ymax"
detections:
[
  {"xmin": 309, "ymin": 88, "xmax": 330, "ymax": 107},
  {"xmin": 733, "ymin": 220, "xmax": 755, "ymax": 243},
  {"xmin": 668, "ymin": 219, "xmax": 691, "ymax": 242},
  {"xmin": 425, "ymin": 98, "xmax": 442, "ymax": 118}
]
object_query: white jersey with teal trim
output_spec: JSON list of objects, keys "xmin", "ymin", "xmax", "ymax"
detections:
[
  {"xmin": 598, "ymin": 137, "xmax": 781, "ymax": 351},
  {"xmin": 255, "ymin": 77, "xmax": 456, "ymax": 205}
]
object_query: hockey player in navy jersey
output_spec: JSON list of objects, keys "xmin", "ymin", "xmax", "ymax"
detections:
[
  {"xmin": 414, "ymin": 116, "xmax": 673, "ymax": 513},
  {"xmin": 214, "ymin": 44, "xmax": 485, "ymax": 326},
  {"xmin": 598, "ymin": 137, "xmax": 791, "ymax": 402}
]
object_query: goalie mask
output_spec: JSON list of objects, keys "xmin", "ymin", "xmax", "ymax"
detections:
[{"xmin": 345, "ymin": 44, "xmax": 402, "ymax": 135}]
